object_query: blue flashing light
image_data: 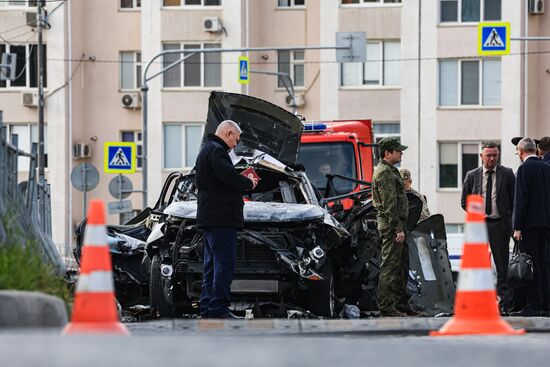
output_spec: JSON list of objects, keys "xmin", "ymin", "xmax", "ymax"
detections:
[{"xmin": 303, "ymin": 123, "xmax": 328, "ymax": 132}]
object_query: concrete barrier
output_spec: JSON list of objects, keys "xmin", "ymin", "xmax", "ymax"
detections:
[{"xmin": 0, "ymin": 291, "xmax": 68, "ymax": 328}]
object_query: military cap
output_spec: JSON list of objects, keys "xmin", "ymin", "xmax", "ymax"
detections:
[
  {"xmin": 539, "ymin": 136, "xmax": 550, "ymax": 151},
  {"xmin": 511, "ymin": 136, "xmax": 541, "ymax": 146},
  {"xmin": 378, "ymin": 137, "xmax": 408, "ymax": 152},
  {"xmin": 399, "ymin": 168, "xmax": 411, "ymax": 181}
]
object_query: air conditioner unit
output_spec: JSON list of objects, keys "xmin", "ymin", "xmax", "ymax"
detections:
[
  {"xmin": 73, "ymin": 142, "xmax": 92, "ymax": 160},
  {"xmin": 203, "ymin": 17, "xmax": 223, "ymax": 33},
  {"xmin": 26, "ymin": 11, "xmax": 37, "ymax": 27},
  {"xmin": 121, "ymin": 93, "xmax": 141, "ymax": 109},
  {"xmin": 285, "ymin": 93, "xmax": 306, "ymax": 108},
  {"xmin": 529, "ymin": 0, "xmax": 545, "ymax": 14},
  {"xmin": 21, "ymin": 91, "xmax": 38, "ymax": 107}
]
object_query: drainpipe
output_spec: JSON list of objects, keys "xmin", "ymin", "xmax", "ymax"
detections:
[
  {"xmin": 520, "ymin": 0, "xmax": 529, "ymax": 136},
  {"xmin": 417, "ymin": 0, "xmax": 422, "ymax": 191}
]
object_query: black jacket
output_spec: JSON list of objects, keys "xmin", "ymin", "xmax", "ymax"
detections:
[
  {"xmin": 513, "ymin": 156, "xmax": 550, "ymax": 231},
  {"xmin": 461, "ymin": 164, "xmax": 515, "ymax": 235},
  {"xmin": 195, "ymin": 134, "xmax": 253, "ymax": 229},
  {"xmin": 543, "ymin": 152, "xmax": 550, "ymax": 165}
]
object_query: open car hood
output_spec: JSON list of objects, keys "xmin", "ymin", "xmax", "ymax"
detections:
[{"xmin": 205, "ymin": 91, "xmax": 303, "ymax": 164}]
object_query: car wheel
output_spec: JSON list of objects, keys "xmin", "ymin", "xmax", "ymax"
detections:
[
  {"xmin": 304, "ymin": 261, "xmax": 336, "ymax": 318},
  {"xmin": 150, "ymin": 255, "xmax": 174, "ymax": 318}
]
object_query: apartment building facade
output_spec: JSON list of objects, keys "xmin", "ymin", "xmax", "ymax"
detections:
[{"xmin": 0, "ymin": 0, "xmax": 548, "ymax": 250}]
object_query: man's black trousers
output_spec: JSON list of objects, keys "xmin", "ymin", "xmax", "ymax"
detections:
[
  {"xmin": 486, "ymin": 219, "xmax": 512, "ymax": 308},
  {"xmin": 522, "ymin": 227, "xmax": 550, "ymax": 312},
  {"xmin": 200, "ymin": 227, "xmax": 237, "ymax": 318}
]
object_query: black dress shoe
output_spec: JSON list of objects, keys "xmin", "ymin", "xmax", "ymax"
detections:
[
  {"xmin": 510, "ymin": 307, "xmax": 540, "ymax": 317},
  {"xmin": 499, "ymin": 306, "xmax": 509, "ymax": 316}
]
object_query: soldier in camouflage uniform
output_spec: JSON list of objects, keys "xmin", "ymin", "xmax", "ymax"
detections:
[{"xmin": 372, "ymin": 138, "xmax": 415, "ymax": 317}]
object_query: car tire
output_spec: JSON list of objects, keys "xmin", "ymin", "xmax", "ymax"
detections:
[
  {"xmin": 304, "ymin": 261, "xmax": 336, "ymax": 318},
  {"xmin": 150, "ymin": 255, "xmax": 174, "ymax": 318}
]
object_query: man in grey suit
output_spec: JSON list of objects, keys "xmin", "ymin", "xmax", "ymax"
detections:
[{"xmin": 461, "ymin": 142, "xmax": 516, "ymax": 313}]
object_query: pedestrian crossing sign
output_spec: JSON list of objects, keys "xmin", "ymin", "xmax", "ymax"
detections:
[
  {"xmin": 104, "ymin": 142, "xmax": 136, "ymax": 174},
  {"xmin": 238, "ymin": 56, "xmax": 249, "ymax": 84},
  {"xmin": 478, "ymin": 22, "xmax": 510, "ymax": 56}
]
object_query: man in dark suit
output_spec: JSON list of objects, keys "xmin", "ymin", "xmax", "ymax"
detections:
[
  {"xmin": 512, "ymin": 137, "xmax": 550, "ymax": 316},
  {"xmin": 196, "ymin": 120, "xmax": 258, "ymax": 318},
  {"xmin": 539, "ymin": 136, "xmax": 550, "ymax": 164},
  {"xmin": 461, "ymin": 142, "xmax": 515, "ymax": 312}
]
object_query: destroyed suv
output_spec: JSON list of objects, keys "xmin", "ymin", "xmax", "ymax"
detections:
[
  {"xmin": 75, "ymin": 92, "xmax": 455, "ymax": 318},
  {"xmin": 146, "ymin": 92, "xmax": 352, "ymax": 317}
]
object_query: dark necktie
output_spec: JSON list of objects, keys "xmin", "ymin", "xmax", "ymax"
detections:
[{"xmin": 485, "ymin": 170, "xmax": 493, "ymax": 216}]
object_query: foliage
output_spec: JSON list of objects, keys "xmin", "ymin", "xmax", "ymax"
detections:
[{"xmin": 0, "ymin": 209, "xmax": 71, "ymax": 306}]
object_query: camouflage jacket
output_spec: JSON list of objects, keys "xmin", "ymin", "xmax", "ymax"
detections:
[{"xmin": 372, "ymin": 160, "xmax": 408, "ymax": 232}]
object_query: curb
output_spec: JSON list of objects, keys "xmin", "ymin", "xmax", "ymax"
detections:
[
  {"xmin": 127, "ymin": 317, "xmax": 550, "ymax": 335},
  {"xmin": 0, "ymin": 291, "xmax": 68, "ymax": 328}
]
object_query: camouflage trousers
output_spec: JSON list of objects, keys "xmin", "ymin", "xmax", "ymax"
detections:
[{"xmin": 377, "ymin": 226, "xmax": 409, "ymax": 313}]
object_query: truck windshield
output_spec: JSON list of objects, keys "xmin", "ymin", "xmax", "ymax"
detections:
[{"xmin": 298, "ymin": 142, "xmax": 357, "ymax": 195}]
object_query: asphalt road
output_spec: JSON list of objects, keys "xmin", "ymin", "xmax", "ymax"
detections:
[{"xmin": 1, "ymin": 328, "xmax": 549, "ymax": 367}]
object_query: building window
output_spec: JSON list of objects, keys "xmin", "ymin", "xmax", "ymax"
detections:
[
  {"xmin": 439, "ymin": 59, "xmax": 500, "ymax": 106},
  {"xmin": 440, "ymin": 0, "xmax": 501, "ymax": 23},
  {"xmin": 120, "ymin": 0, "xmax": 140, "ymax": 9},
  {"xmin": 277, "ymin": 50, "xmax": 305, "ymax": 88},
  {"xmin": 163, "ymin": 123, "xmax": 205, "ymax": 169},
  {"xmin": 373, "ymin": 122, "xmax": 400, "ymax": 143},
  {"xmin": 341, "ymin": 41, "xmax": 400, "ymax": 87},
  {"xmin": 162, "ymin": 43, "xmax": 221, "ymax": 88},
  {"xmin": 439, "ymin": 142, "xmax": 481, "ymax": 188},
  {"xmin": 120, "ymin": 51, "xmax": 142, "ymax": 90},
  {"xmin": 278, "ymin": 0, "xmax": 305, "ymax": 7},
  {"xmin": 121, "ymin": 131, "xmax": 143, "ymax": 168},
  {"xmin": 4, "ymin": 124, "xmax": 47, "ymax": 171},
  {"xmin": 341, "ymin": 0, "xmax": 401, "ymax": 4},
  {"xmin": 0, "ymin": 1, "xmax": 37, "ymax": 8},
  {"xmin": 0, "ymin": 44, "xmax": 46, "ymax": 89},
  {"xmin": 163, "ymin": 0, "xmax": 221, "ymax": 6}
]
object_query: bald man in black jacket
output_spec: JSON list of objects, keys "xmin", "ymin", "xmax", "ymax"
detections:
[{"xmin": 196, "ymin": 120, "xmax": 258, "ymax": 319}]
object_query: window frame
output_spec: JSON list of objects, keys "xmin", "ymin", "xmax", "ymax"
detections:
[
  {"xmin": 439, "ymin": 0, "xmax": 501, "ymax": 24},
  {"xmin": 120, "ymin": 51, "xmax": 142, "ymax": 91},
  {"xmin": 340, "ymin": 0, "xmax": 402, "ymax": 7},
  {"xmin": 438, "ymin": 58, "xmax": 501, "ymax": 107},
  {"xmin": 162, "ymin": 0, "xmax": 222, "ymax": 8},
  {"xmin": 276, "ymin": 0, "xmax": 306, "ymax": 8},
  {"xmin": 0, "ymin": 43, "xmax": 45, "ymax": 89},
  {"xmin": 163, "ymin": 123, "xmax": 206, "ymax": 170},
  {"xmin": 120, "ymin": 130, "xmax": 143, "ymax": 169},
  {"xmin": 162, "ymin": 42, "xmax": 222, "ymax": 89},
  {"xmin": 373, "ymin": 121, "xmax": 400, "ymax": 143},
  {"xmin": 119, "ymin": 0, "xmax": 141, "ymax": 10},
  {"xmin": 0, "ymin": 1, "xmax": 37, "ymax": 9},
  {"xmin": 277, "ymin": 50, "xmax": 306, "ymax": 88},
  {"xmin": 340, "ymin": 40, "xmax": 401, "ymax": 88},
  {"xmin": 438, "ymin": 141, "xmax": 482, "ymax": 190},
  {"xmin": 3, "ymin": 123, "xmax": 48, "ymax": 171}
]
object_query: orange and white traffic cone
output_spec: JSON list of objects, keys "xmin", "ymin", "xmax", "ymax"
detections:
[
  {"xmin": 431, "ymin": 194, "xmax": 524, "ymax": 336},
  {"xmin": 62, "ymin": 200, "xmax": 130, "ymax": 335}
]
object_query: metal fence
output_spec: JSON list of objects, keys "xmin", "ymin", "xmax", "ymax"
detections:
[{"xmin": 0, "ymin": 117, "xmax": 65, "ymax": 276}]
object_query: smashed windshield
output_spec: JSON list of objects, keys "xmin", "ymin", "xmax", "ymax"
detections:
[{"xmin": 298, "ymin": 142, "xmax": 357, "ymax": 195}]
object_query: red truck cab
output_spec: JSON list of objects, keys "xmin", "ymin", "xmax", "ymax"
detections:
[{"xmin": 298, "ymin": 119, "xmax": 376, "ymax": 209}]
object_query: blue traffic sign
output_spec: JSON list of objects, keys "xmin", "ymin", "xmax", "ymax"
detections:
[
  {"xmin": 478, "ymin": 22, "xmax": 510, "ymax": 56},
  {"xmin": 238, "ymin": 56, "xmax": 249, "ymax": 84},
  {"xmin": 104, "ymin": 142, "xmax": 136, "ymax": 174}
]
